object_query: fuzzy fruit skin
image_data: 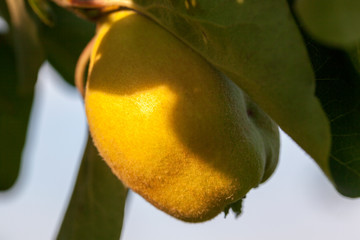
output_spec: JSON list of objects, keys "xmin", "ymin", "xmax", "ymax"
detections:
[{"xmin": 85, "ymin": 10, "xmax": 279, "ymax": 222}]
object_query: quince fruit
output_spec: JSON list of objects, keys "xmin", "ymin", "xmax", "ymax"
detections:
[{"xmin": 85, "ymin": 10, "xmax": 279, "ymax": 222}]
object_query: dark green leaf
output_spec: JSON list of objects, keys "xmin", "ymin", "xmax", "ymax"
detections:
[
  {"xmin": 0, "ymin": 0, "xmax": 10, "ymax": 23},
  {"xmin": 347, "ymin": 41, "xmax": 360, "ymax": 76},
  {"xmin": 0, "ymin": 0, "xmax": 41, "ymax": 190},
  {"xmin": 28, "ymin": 0, "xmax": 55, "ymax": 26},
  {"xmin": 289, "ymin": 0, "xmax": 360, "ymax": 197},
  {"xmin": 37, "ymin": 1, "xmax": 95, "ymax": 86},
  {"xmin": 6, "ymin": 0, "xmax": 44, "ymax": 95},
  {"xmin": 304, "ymin": 38, "xmax": 360, "ymax": 197},
  {"xmin": 129, "ymin": 0, "xmax": 331, "ymax": 177},
  {"xmin": 0, "ymin": 37, "xmax": 33, "ymax": 190},
  {"xmin": 295, "ymin": 0, "xmax": 360, "ymax": 47},
  {"xmin": 57, "ymin": 137, "xmax": 128, "ymax": 240}
]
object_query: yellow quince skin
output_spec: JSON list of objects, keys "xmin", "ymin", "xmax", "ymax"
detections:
[{"xmin": 85, "ymin": 10, "xmax": 279, "ymax": 222}]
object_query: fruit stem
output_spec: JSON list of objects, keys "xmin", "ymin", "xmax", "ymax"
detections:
[{"xmin": 75, "ymin": 36, "xmax": 94, "ymax": 98}]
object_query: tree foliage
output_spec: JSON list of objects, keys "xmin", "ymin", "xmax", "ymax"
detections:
[{"xmin": 1, "ymin": 0, "xmax": 359, "ymax": 239}]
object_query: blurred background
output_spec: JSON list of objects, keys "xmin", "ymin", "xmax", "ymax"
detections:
[{"xmin": 1, "ymin": 63, "xmax": 360, "ymax": 240}]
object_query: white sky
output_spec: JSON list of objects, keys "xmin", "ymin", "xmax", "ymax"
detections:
[{"xmin": 1, "ymin": 63, "xmax": 360, "ymax": 240}]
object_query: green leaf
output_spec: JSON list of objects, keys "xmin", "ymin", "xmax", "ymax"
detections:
[
  {"xmin": 0, "ymin": 0, "xmax": 10, "ymax": 23},
  {"xmin": 28, "ymin": 0, "xmax": 55, "ymax": 26},
  {"xmin": 128, "ymin": 0, "xmax": 331, "ymax": 176},
  {"xmin": 57, "ymin": 137, "xmax": 128, "ymax": 240},
  {"xmin": 0, "ymin": 37, "xmax": 33, "ymax": 190},
  {"xmin": 36, "ymin": 1, "xmax": 95, "ymax": 86},
  {"xmin": 0, "ymin": 0, "xmax": 37, "ymax": 190},
  {"xmin": 6, "ymin": 0, "xmax": 44, "ymax": 95},
  {"xmin": 304, "ymin": 37, "xmax": 360, "ymax": 197},
  {"xmin": 295, "ymin": 0, "xmax": 360, "ymax": 47},
  {"xmin": 347, "ymin": 41, "xmax": 360, "ymax": 76}
]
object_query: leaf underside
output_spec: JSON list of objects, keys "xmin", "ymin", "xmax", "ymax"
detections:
[
  {"xmin": 304, "ymin": 38, "xmax": 360, "ymax": 197},
  {"xmin": 286, "ymin": 0, "xmax": 360, "ymax": 197}
]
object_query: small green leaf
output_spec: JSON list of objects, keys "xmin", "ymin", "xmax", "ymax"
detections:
[
  {"xmin": 295, "ymin": 0, "xmax": 360, "ymax": 47},
  {"xmin": 304, "ymin": 36, "xmax": 360, "ymax": 197},
  {"xmin": 57, "ymin": 137, "xmax": 128, "ymax": 240},
  {"xmin": 130, "ymin": 0, "xmax": 331, "ymax": 176},
  {"xmin": 223, "ymin": 198, "xmax": 243, "ymax": 218},
  {"xmin": 0, "ymin": 37, "xmax": 33, "ymax": 190},
  {"xmin": 36, "ymin": 1, "xmax": 95, "ymax": 86}
]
